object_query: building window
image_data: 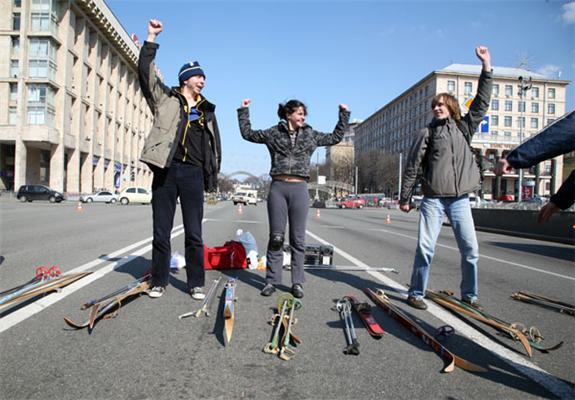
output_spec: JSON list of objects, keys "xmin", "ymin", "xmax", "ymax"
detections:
[
  {"xmin": 29, "ymin": 60, "xmax": 50, "ymax": 78},
  {"xmin": 491, "ymin": 130, "xmax": 498, "ymax": 137},
  {"xmin": 492, "ymin": 84, "xmax": 499, "ymax": 97},
  {"xmin": 11, "ymin": 36, "xmax": 20, "ymax": 55},
  {"xmin": 504, "ymin": 131, "xmax": 512, "ymax": 137},
  {"xmin": 547, "ymin": 119, "xmax": 555, "ymax": 126},
  {"xmin": 505, "ymin": 100, "xmax": 512, "ymax": 112},
  {"xmin": 491, "ymin": 115, "xmax": 499, "ymax": 127},
  {"xmin": 31, "ymin": 12, "xmax": 50, "ymax": 32},
  {"xmin": 531, "ymin": 102, "xmax": 539, "ymax": 113},
  {"xmin": 505, "ymin": 85, "xmax": 513, "ymax": 97},
  {"xmin": 9, "ymin": 107, "xmax": 18, "ymax": 125},
  {"xmin": 29, "ymin": 38, "xmax": 50, "ymax": 57},
  {"xmin": 13, "ymin": 13, "xmax": 21, "ymax": 30},
  {"xmin": 10, "ymin": 60, "xmax": 19, "ymax": 77},
  {"xmin": 504, "ymin": 116, "xmax": 512, "ymax": 127},
  {"xmin": 491, "ymin": 100, "xmax": 499, "ymax": 111},
  {"xmin": 518, "ymin": 101, "xmax": 525, "ymax": 112},
  {"xmin": 27, "ymin": 106, "xmax": 45, "ymax": 124},
  {"xmin": 31, "ymin": 0, "xmax": 51, "ymax": 11},
  {"xmin": 464, "ymin": 82, "xmax": 473, "ymax": 95},
  {"xmin": 548, "ymin": 103, "xmax": 555, "ymax": 114},
  {"xmin": 14, "ymin": 0, "xmax": 22, "ymax": 7},
  {"xmin": 517, "ymin": 117, "xmax": 525, "ymax": 128},
  {"xmin": 447, "ymin": 80, "xmax": 455, "ymax": 93},
  {"xmin": 530, "ymin": 118, "xmax": 539, "ymax": 129},
  {"xmin": 10, "ymin": 83, "xmax": 18, "ymax": 101},
  {"xmin": 547, "ymin": 88, "xmax": 556, "ymax": 99},
  {"xmin": 531, "ymin": 87, "xmax": 539, "ymax": 98}
]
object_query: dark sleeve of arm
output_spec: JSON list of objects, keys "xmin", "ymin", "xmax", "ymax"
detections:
[
  {"xmin": 506, "ymin": 111, "xmax": 575, "ymax": 168},
  {"xmin": 460, "ymin": 69, "xmax": 493, "ymax": 142},
  {"xmin": 212, "ymin": 115, "xmax": 222, "ymax": 173},
  {"xmin": 237, "ymin": 107, "xmax": 270, "ymax": 143},
  {"xmin": 400, "ymin": 129, "xmax": 429, "ymax": 204},
  {"xmin": 137, "ymin": 41, "xmax": 170, "ymax": 113},
  {"xmin": 314, "ymin": 109, "xmax": 351, "ymax": 146},
  {"xmin": 550, "ymin": 170, "xmax": 575, "ymax": 210}
]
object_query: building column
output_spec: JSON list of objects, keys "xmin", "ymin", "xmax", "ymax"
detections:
[
  {"xmin": 80, "ymin": 152, "xmax": 93, "ymax": 193},
  {"xmin": 49, "ymin": 143, "xmax": 65, "ymax": 192},
  {"xmin": 14, "ymin": 138, "xmax": 27, "ymax": 190},
  {"xmin": 93, "ymin": 157, "xmax": 104, "ymax": 190},
  {"xmin": 67, "ymin": 148, "xmax": 80, "ymax": 195}
]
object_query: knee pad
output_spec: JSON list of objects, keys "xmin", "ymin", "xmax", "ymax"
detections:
[{"xmin": 268, "ymin": 232, "xmax": 284, "ymax": 252}]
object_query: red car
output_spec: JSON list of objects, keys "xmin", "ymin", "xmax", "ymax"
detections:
[{"xmin": 336, "ymin": 197, "xmax": 366, "ymax": 209}]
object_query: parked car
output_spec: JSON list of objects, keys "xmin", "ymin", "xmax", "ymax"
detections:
[
  {"xmin": 336, "ymin": 196, "xmax": 366, "ymax": 209},
  {"xmin": 16, "ymin": 185, "xmax": 64, "ymax": 203},
  {"xmin": 118, "ymin": 187, "xmax": 152, "ymax": 205},
  {"xmin": 80, "ymin": 191, "xmax": 117, "ymax": 204},
  {"xmin": 498, "ymin": 194, "xmax": 515, "ymax": 202}
]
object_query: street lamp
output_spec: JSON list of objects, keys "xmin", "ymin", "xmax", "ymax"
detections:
[{"xmin": 517, "ymin": 75, "xmax": 532, "ymax": 202}]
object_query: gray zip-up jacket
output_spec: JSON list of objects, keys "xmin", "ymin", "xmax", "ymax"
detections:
[
  {"xmin": 238, "ymin": 107, "xmax": 350, "ymax": 179},
  {"xmin": 138, "ymin": 41, "xmax": 221, "ymax": 191},
  {"xmin": 400, "ymin": 69, "xmax": 493, "ymax": 204}
]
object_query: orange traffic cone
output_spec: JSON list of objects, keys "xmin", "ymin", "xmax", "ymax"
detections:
[
  {"xmin": 315, "ymin": 208, "xmax": 321, "ymax": 218},
  {"xmin": 76, "ymin": 201, "xmax": 83, "ymax": 212},
  {"xmin": 385, "ymin": 214, "xmax": 391, "ymax": 224}
]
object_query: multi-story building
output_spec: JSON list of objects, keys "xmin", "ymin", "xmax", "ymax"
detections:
[
  {"xmin": 0, "ymin": 0, "xmax": 154, "ymax": 194},
  {"xmin": 325, "ymin": 120, "xmax": 359, "ymax": 185},
  {"xmin": 355, "ymin": 64, "xmax": 570, "ymax": 200}
]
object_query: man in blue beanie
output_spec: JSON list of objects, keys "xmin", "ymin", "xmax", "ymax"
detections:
[{"xmin": 138, "ymin": 19, "xmax": 221, "ymax": 300}]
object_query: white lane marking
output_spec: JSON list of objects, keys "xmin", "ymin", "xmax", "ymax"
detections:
[
  {"xmin": 364, "ymin": 227, "xmax": 575, "ymax": 281},
  {"xmin": 305, "ymin": 229, "xmax": 574, "ymax": 400},
  {"xmin": 0, "ymin": 225, "xmax": 188, "ymax": 333}
]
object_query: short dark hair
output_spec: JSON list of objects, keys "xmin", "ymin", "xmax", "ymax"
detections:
[
  {"xmin": 431, "ymin": 93, "xmax": 461, "ymax": 121},
  {"xmin": 277, "ymin": 100, "xmax": 307, "ymax": 120}
]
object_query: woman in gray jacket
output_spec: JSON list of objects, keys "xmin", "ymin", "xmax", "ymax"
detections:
[
  {"xmin": 238, "ymin": 99, "xmax": 350, "ymax": 298},
  {"xmin": 399, "ymin": 47, "xmax": 492, "ymax": 310}
]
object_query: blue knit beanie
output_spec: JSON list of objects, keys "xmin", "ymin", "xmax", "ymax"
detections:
[{"xmin": 178, "ymin": 61, "xmax": 205, "ymax": 84}]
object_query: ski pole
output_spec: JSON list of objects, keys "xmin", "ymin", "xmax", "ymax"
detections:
[{"xmin": 263, "ymin": 299, "xmax": 288, "ymax": 354}]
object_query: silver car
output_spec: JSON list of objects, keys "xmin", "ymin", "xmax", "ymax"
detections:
[{"xmin": 80, "ymin": 191, "xmax": 118, "ymax": 204}]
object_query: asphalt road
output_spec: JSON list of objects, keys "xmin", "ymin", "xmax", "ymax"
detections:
[{"xmin": 0, "ymin": 199, "xmax": 573, "ymax": 400}]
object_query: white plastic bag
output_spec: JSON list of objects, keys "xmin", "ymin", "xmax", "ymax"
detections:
[
  {"xmin": 170, "ymin": 251, "xmax": 186, "ymax": 271},
  {"xmin": 235, "ymin": 229, "xmax": 258, "ymax": 255}
]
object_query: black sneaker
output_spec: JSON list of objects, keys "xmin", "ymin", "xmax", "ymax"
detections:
[
  {"xmin": 407, "ymin": 296, "xmax": 427, "ymax": 310},
  {"xmin": 292, "ymin": 284, "xmax": 304, "ymax": 299},
  {"xmin": 461, "ymin": 297, "xmax": 484, "ymax": 311},
  {"xmin": 260, "ymin": 284, "xmax": 276, "ymax": 296}
]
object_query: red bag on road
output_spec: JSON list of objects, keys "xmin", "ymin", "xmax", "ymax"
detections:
[{"xmin": 204, "ymin": 241, "xmax": 247, "ymax": 270}]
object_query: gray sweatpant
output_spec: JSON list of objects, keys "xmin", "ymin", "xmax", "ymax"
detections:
[{"xmin": 266, "ymin": 180, "xmax": 309, "ymax": 285}]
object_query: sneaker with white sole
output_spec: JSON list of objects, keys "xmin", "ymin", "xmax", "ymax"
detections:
[
  {"xmin": 148, "ymin": 286, "xmax": 165, "ymax": 298},
  {"xmin": 190, "ymin": 287, "xmax": 205, "ymax": 300}
]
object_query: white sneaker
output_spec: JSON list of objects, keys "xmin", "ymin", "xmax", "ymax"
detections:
[
  {"xmin": 190, "ymin": 287, "xmax": 205, "ymax": 300},
  {"xmin": 148, "ymin": 286, "xmax": 165, "ymax": 298}
]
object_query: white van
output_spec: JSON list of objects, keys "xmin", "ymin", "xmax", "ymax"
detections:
[{"xmin": 232, "ymin": 189, "xmax": 258, "ymax": 206}]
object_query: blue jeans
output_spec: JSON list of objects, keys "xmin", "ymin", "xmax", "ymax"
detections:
[{"xmin": 408, "ymin": 195, "xmax": 479, "ymax": 301}]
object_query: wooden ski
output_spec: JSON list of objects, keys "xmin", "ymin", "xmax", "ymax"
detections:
[
  {"xmin": 223, "ymin": 278, "xmax": 236, "ymax": 345},
  {"xmin": 344, "ymin": 295, "xmax": 385, "ymax": 339},
  {"xmin": 364, "ymin": 288, "xmax": 485, "ymax": 373},
  {"xmin": 1, "ymin": 272, "xmax": 91, "ymax": 311},
  {"xmin": 511, "ymin": 291, "xmax": 575, "ymax": 316},
  {"xmin": 63, "ymin": 278, "xmax": 150, "ymax": 331}
]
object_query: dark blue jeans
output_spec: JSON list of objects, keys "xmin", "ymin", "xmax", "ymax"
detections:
[{"xmin": 151, "ymin": 161, "xmax": 204, "ymax": 290}]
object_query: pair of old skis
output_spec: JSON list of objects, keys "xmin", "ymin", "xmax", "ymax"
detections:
[
  {"xmin": 511, "ymin": 291, "xmax": 574, "ymax": 317},
  {"xmin": 335, "ymin": 295, "xmax": 385, "ymax": 355},
  {"xmin": 364, "ymin": 288, "xmax": 486, "ymax": 373},
  {"xmin": 425, "ymin": 289, "xmax": 563, "ymax": 357},
  {"xmin": 63, "ymin": 274, "xmax": 150, "ymax": 331},
  {"xmin": 1, "ymin": 270, "xmax": 91, "ymax": 312},
  {"xmin": 178, "ymin": 277, "xmax": 237, "ymax": 345},
  {"xmin": 263, "ymin": 293, "xmax": 302, "ymax": 360}
]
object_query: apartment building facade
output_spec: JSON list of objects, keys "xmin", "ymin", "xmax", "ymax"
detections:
[
  {"xmin": 355, "ymin": 64, "xmax": 570, "ymax": 200},
  {"xmin": 0, "ymin": 0, "xmax": 154, "ymax": 194}
]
